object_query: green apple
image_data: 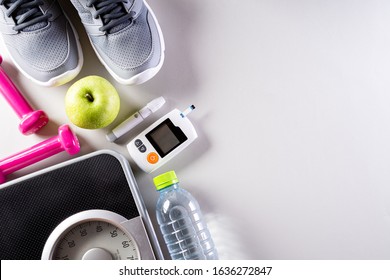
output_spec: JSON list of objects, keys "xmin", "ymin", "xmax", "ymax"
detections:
[{"xmin": 65, "ymin": 76, "xmax": 120, "ymax": 129}]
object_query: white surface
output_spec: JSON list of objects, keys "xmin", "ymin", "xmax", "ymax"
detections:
[{"xmin": 1, "ymin": 0, "xmax": 390, "ymax": 259}]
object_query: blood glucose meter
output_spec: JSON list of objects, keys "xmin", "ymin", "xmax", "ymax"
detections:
[{"xmin": 127, "ymin": 106, "xmax": 197, "ymax": 173}]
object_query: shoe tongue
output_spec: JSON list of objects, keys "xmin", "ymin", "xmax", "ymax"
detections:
[
  {"xmin": 108, "ymin": 21, "xmax": 131, "ymax": 34},
  {"xmin": 20, "ymin": 20, "xmax": 47, "ymax": 32},
  {"xmin": 5, "ymin": 0, "xmax": 48, "ymax": 32},
  {"xmin": 98, "ymin": 0, "xmax": 132, "ymax": 34}
]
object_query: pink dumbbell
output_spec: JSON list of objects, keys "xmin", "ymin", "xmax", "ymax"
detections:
[
  {"xmin": 0, "ymin": 124, "xmax": 80, "ymax": 184},
  {"xmin": 0, "ymin": 55, "xmax": 49, "ymax": 135}
]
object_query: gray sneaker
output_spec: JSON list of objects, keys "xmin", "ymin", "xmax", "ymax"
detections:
[
  {"xmin": 0, "ymin": 0, "xmax": 83, "ymax": 87},
  {"xmin": 70, "ymin": 0, "xmax": 165, "ymax": 85}
]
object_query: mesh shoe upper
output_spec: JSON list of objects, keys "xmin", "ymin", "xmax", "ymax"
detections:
[
  {"xmin": 90, "ymin": 10, "xmax": 153, "ymax": 70},
  {"xmin": 70, "ymin": 0, "xmax": 164, "ymax": 85},
  {"xmin": 0, "ymin": 0, "xmax": 82, "ymax": 86},
  {"xmin": 4, "ymin": 16, "xmax": 69, "ymax": 71}
]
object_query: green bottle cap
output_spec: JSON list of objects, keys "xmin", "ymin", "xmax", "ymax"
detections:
[{"xmin": 153, "ymin": 171, "xmax": 179, "ymax": 191}]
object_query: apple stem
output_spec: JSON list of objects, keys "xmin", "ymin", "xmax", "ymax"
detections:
[{"xmin": 85, "ymin": 92, "xmax": 94, "ymax": 102}]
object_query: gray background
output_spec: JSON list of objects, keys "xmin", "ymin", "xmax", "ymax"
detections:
[{"xmin": 1, "ymin": 0, "xmax": 390, "ymax": 259}]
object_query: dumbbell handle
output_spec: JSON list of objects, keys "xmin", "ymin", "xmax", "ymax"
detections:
[
  {"xmin": 0, "ymin": 124, "xmax": 80, "ymax": 183},
  {"xmin": 0, "ymin": 67, "xmax": 33, "ymax": 118},
  {"xmin": 0, "ymin": 55, "xmax": 49, "ymax": 135}
]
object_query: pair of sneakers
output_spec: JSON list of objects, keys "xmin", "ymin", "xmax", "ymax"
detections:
[{"xmin": 0, "ymin": 0, "xmax": 165, "ymax": 87}]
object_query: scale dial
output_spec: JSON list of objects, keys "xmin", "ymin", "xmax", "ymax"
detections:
[{"xmin": 42, "ymin": 210, "xmax": 141, "ymax": 260}]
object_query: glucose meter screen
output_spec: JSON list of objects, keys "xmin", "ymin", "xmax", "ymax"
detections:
[{"xmin": 146, "ymin": 119, "xmax": 188, "ymax": 157}]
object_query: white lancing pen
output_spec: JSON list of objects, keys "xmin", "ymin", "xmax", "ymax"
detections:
[{"xmin": 106, "ymin": 96, "xmax": 166, "ymax": 142}]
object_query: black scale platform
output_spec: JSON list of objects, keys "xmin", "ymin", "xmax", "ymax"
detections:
[{"xmin": 0, "ymin": 150, "xmax": 159, "ymax": 260}]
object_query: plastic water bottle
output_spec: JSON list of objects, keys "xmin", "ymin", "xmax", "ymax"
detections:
[{"xmin": 154, "ymin": 171, "xmax": 218, "ymax": 260}]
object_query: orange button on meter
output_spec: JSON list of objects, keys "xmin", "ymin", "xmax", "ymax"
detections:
[{"xmin": 147, "ymin": 152, "xmax": 159, "ymax": 164}]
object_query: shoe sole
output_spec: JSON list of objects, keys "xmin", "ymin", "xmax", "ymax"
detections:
[
  {"xmin": 90, "ymin": 0, "xmax": 165, "ymax": 85},
  {"xmin": 0, "ymin": 14, "xmax": 83, "ymax": 87}
]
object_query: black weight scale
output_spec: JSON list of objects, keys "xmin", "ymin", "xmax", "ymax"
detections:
[{"xmin": 0, "ymin": 149, "xmax": 163, "ymax": 260}]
